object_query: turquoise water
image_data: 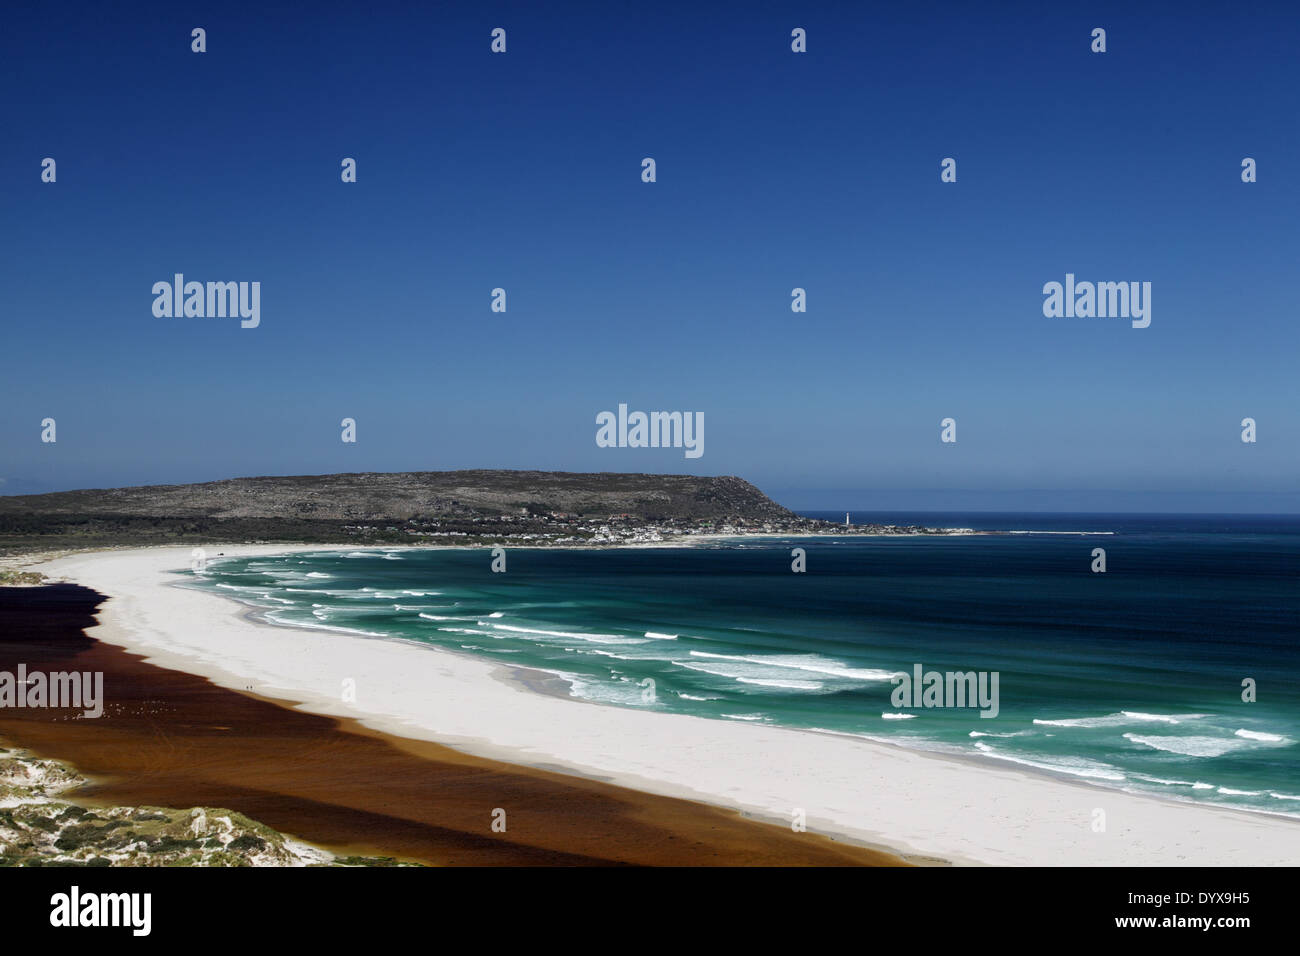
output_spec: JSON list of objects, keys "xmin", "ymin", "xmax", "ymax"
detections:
[{"xmin": 183, "ymin": 514, "xmax": 1300, "ymax": 817}]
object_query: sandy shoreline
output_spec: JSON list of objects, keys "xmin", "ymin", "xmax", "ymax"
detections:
[
  {"xmin": 28, "ymin": 543, "xmax": 1300, "ymax": 866},
  {"xmin": 0, "ymin": 576, "xmax": 899, "ymax": 866}
]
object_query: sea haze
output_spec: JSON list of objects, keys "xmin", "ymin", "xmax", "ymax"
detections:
[{"xmin": 183, "ymin": 513, "xmax": 1300, "ymax": 817}]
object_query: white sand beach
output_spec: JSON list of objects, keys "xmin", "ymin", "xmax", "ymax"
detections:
[{"xmin": 31, "ymin": 545, "xmax": 1300, "ymax": 866}]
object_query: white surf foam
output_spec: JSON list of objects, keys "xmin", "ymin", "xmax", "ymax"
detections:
[
  {"xmin": 735, "ymin": 677, "xmax": 824, "ymax": 690},
  {"xmin": 488, "ymin": 623, "xmax": 651, "ymax": 645},
  {"xmin": 973, "ymin": 742, "xmax": 1126, "ymax": 781},
  {"xmin": 686, "ymin": 650, "xmax": 898, "ymax": 682},
  {"xmin": 1122, "ymin": 734, "xmax": 1252, "ymax": 757},
  {"xmin": 1234, "ymin": 729, "xmax": 1288, "ymax": 743},
  {"xmin": 1033, "ymin": 711, "xmax": 1208, "ymax": 729}
]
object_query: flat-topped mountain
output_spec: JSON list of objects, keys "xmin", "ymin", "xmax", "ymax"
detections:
[
  {"xmin": 0, "ymin": 470, "xmax": 796, "ymax": 523},
  {"xmin": 1, "ymin": 470, "xmax": 879, "ymax": 551}
]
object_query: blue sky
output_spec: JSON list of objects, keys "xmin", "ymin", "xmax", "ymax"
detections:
[{"xmin": 3, "ymin": 1, "xmax": 1298, "ymax": 511}]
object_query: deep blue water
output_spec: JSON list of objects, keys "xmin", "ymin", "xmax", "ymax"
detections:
[{"xmin": 184, "ymin": 513, "xmax": 1300, "ymax": 817}]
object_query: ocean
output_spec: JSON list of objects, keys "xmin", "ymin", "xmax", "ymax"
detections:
[{"xmin": 184, "ymin": 513, "xmax": 1300, "ymax": 817}]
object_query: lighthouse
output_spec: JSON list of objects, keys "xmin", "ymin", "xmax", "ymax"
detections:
[{"xmin": 845, "ymin": 512, "xmax": 850, "ymax": 526}]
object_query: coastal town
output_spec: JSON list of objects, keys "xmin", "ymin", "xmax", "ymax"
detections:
[{"xmin": 344, "ymin": 510, "xmax": 965, "ymax": 547}]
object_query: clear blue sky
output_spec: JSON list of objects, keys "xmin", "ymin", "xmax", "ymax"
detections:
[{"xmin": 3, "ymin": 1, "xmax": 1298, "ymax": 511}]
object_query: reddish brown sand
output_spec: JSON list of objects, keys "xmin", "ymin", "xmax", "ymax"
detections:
[{"xmin": 0, "ymin": 584, "xmax": 905, "ymax": 866}]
